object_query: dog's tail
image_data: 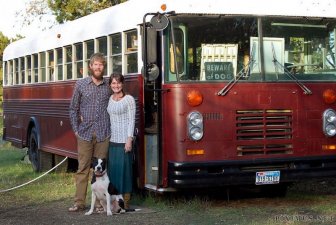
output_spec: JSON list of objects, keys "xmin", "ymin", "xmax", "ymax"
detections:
[
  {"xmin": 125, "ymin": 208, "xmax": 141, "ymax": 212},
  {"xmin": 118, "ymin": 199, "xmax": 141, "ymax": 212}
]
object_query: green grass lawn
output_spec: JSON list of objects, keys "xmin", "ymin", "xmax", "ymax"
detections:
[
  {"xmin": 1, "ymin": 143, "xmax": 336, "ymax": 224},
  {"xmin": 0, "ymin": 147, "xmax": 74, "ymax": 207}
]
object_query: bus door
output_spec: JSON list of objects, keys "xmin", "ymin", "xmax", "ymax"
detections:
[{"xmin": 142, "ymin": 13, "xmax": 168, "ymax": 190}]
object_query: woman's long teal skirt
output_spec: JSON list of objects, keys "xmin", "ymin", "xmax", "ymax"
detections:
[{"xmin": 107, "ymin": 143, "xmax": 133, "ymax": 194}]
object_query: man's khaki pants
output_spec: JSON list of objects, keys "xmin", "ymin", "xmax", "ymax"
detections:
[{"xmin": 74, "ymin": 135, "xmax": 109, "ymax": 207}]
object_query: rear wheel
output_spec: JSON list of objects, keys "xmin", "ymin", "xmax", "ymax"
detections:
[{"xmin": 28, "ymin": 127, "xmax": 52, "ymax": 172}]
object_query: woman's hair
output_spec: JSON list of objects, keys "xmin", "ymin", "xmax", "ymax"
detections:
[{"xmin": 109, "ymin": 73, "xmax": 125, "ymax": 96}]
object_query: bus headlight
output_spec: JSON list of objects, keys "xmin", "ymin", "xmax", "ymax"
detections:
[
  {"xmin": 326, "ymin": 110, "xmax": 336, "ymax": 123},
  {"xmin": 326, "ymin": 124, "xmax": 336, "ymax": 136},
  {"xmin": 187, "ymin": 111, "xmax": 203, "ymax": 141},
  {"xmin": 189, "ymin": 111, "xmax": 203, "ymax": 126},
  {"xmin": 323, "ymin": 109, "xmax": 336, "ymax": 137}
]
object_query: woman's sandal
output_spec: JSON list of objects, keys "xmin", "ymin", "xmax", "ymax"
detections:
[{"xmin": 68, "ymin": 204, "xmax": 86, "ymax": 212}]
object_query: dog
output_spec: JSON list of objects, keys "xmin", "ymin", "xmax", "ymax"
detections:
[{"xmin": 85, "ymin": 158, "xmax": 125, "ymax": 216}]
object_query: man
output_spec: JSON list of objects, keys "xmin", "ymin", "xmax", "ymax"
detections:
[{"xmin": 68, "ymin": 52, "xmax": 111, "ymax": 212}]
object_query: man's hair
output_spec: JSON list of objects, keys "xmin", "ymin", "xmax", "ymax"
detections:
[{"xmin": 89, "ymin": 52, "xmax": 106, "ymax": 66}]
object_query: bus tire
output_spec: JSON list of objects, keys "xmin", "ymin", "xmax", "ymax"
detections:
[
  {"xmin": 28, "ymin": 127, "xmax": 52, "ymax": 172},
  {"xmin": 54, "ymin": 154, "xmax": 68, "ymax": 173}
]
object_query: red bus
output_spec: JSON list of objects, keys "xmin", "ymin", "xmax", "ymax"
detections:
[{"xmin": 3, "ymin": 0, "xmax": 336, "ymax": 193}]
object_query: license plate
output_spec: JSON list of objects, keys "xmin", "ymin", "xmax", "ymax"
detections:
[{"xmin": 255, "ymin": 171, "xmax": 280, "ymax": 185}]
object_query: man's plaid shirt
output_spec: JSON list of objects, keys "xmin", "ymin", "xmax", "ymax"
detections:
[{"xmin": 69, "ymin": 76, "xmax": 112, "ymax": 142}]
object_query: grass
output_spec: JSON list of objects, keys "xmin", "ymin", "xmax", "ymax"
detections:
[
  {"xmin": 0, "ymin": 147, "xmax": 74, "ymax": 207},
  {"xmin": 1, "ymin": 143, "xmax": 336, "ymax": 224}
]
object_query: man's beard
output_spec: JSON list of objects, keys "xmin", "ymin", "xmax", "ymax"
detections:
[{"xmin": 91, "ymin": 69, "xmax": 104, "ymax": 80}]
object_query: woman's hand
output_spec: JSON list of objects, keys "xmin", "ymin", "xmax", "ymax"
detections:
[{"xmin": 124, "ymin": 137, "xmax": 133, "ymax": 152}]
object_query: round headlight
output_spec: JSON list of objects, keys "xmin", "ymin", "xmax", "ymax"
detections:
[
  {"xmin": 189, "ymin": 127, "xmax": 203, "ymax": 141},
  {"xmin": 326, "ymin": 124, "xmax": 336, "ymax": 136},
  {"xmin": 189, "ymin": 112, "xmax": 203, "ymax": 126},
  {"xmin": 326, "ymin": 110, "xmax": 336, "ymax": 123}
]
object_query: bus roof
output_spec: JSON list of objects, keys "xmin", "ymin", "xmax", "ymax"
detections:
[{"xmin": 4, "ymin": 0, "xmax": 336, "ymax": 61}]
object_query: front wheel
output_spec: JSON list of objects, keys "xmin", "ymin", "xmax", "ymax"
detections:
[{"xmin": 28, "ymin": 127, "xmax": 52, "ymax": 172}]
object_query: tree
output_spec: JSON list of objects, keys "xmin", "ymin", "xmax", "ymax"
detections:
[
  {"xmin": 18, "ymin": 0, "xmax": 128, "ymax": 26},
  {"xmin": 48, "ymin": 0, "xmax": 128, "ymax": 23},
  {"xmin": 0, "ymin": 32, "xmax": 10, "ymax": 96},
  {"xmin": 0, "ymin": 32, "xmax": 10, "ymax": 63}
]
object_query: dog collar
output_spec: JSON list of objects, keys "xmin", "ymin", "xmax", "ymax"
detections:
[{"xmin": 94, "ymin": 171, "xmax": 106, "ymax": 177}]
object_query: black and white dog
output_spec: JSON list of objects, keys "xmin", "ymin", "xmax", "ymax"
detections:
[{"xmin": 85, "ymin": 158, "xmax": 124, "ymax": 216}]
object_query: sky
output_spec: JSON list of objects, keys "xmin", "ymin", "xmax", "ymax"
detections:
[{"xmin": 0, "ymin": 0, "xmax": 55, "ymax": 39}]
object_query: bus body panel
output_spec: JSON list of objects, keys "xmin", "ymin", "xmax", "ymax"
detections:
[{"xmin": 160, "ymin": 82, "xmax": 336, "ymax": 188}]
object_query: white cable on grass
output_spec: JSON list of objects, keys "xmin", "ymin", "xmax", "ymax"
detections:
[{"xmin": 0, "ymin": 156, "xmax": 68, "ymax": 193}]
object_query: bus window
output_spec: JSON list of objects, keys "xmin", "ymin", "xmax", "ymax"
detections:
[
  {"xmin": 166, "ymin": 16, "xmax": 258, "ymax": 82},
  {"xmin": 33, "ymin": 54, "xmax": 38, "ymax": 83},
  {"xmin": 20, "ymin": 57, "xmax": 25, "ymax": 84},
  {"xmin": 40, "ymin": 52, "xmax": 46, "ymax": 82},
  {"xmin": 110, "ymin": 33, "xmax": 122, "ymax": 74},
  {"xmin": 3, "ymin": 61, "xmax": 7, "ymax": 86},
  {"xmin": 262, "ymin": 18, "xmax": 336, "ymax": 81},
  {"xmin": 170, "ymin": 28, "xmax": 185, "ymax": 76},
  {"xmin": 85, "ymin": 40, "xmax": 94, "ymax": 76},
  {"xmin": 56, "ymin": 48, "xmax": 63, "ymax": 81},
  {"xmin": 65, "ymin": 45, "xmax": 72, "ymax": 80},
  {"xmin": 8, "ymin": 60, "xmax": 13, "ymax": 85},
  {"xmin": 125, "ymin": 30, "xmax": 138, "ymax": 73},
  {"xmin": 75, "ymin": 43, "xmax": 83, "ymax": 79},
  {"xmin": 47, "ymin": 50, "xmax": 54, "ymax": 81},
  {"xmin": 27, "ymin": 56, "xmax": 31, "ymax": 83},
  {"xmin": 14, "ymin": 59, "xmax": 19, "ymax": 85},
  {"xmin": 97, "ymin": 37, "xmax": 107, "ymax": 58}
]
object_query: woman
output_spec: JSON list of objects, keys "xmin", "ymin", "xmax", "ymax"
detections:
[{"xmin": 107, "ymin": 73, "xmax": 136, "ymax": 209}]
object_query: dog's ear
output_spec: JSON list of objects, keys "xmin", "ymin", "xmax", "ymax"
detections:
[{"xmin": 91, "ymin": 157, "xmax": 98, "ymax": 167}]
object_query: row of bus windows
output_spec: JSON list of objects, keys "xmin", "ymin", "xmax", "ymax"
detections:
[{"xmin": 3, "ymin": 30, "xmax": 138, "ymax": 86}]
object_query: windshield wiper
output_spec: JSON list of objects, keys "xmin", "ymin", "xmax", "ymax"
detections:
[
  {"xmin": 271, "ymin": 42, "xmax": 312, "ymax": 95},
  {"xmin": 217, "ymin": 43, "xmax": 256, "ymax": 96}
]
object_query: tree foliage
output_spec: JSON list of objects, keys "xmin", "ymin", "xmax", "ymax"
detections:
[
  {"xmin": 16, "ymin": 0, "xmax": 127, "ymax": 33},
  {"xmin": 47, "ymin": 0, "xmax": 127, "ymax": 23},
  {"xmin": 0, "ymin": 32, "xmax": 10, "ymax": 63}
]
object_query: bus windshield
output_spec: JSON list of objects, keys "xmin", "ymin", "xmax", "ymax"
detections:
[{"xmin": 167, "ymin": 16, "xmax": 336, "ymax": 83}]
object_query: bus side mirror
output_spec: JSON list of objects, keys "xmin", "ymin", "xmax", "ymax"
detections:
[
  {"xmin": 145, "ymin": 28, "xmax": 159, "ymax": 81},
  {"xmin": 147, "ymin": 63, "xmax": 159, "ymax": 81},
  {"xmin": 150, "ymin": 14, "xmax": 169, "ymax": 31}
]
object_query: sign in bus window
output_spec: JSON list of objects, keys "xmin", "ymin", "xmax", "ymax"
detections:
[{"xmin": 204, "ymin": 62, "xmax": 234, "ymax": 80}]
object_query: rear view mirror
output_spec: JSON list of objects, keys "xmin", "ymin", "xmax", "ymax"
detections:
[{"xmin": 150, "ymin": 14, "xmax": 169, "ymax": 31}]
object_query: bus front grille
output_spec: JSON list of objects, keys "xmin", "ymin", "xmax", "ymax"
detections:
[{"xmin": 236, "ymin": 109, "xmax": 293, "ymax": 156}]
